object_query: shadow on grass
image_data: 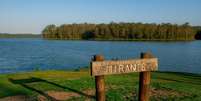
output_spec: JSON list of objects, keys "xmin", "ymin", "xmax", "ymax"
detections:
[
  {"xmin": 0, "ymin": 83, "xmax": 29, "ymax": 98},
  {"xmin": 157, "ymin": 77, "xmax": 201, "ymax": 85},
  {"xmin": 9, "ymin": 77, "xmax": 95, "ymax": 100},
  {"xmin": 156, "ymin": 72, "xmax": 201, "ymax": 85},
  {"xmin": 160, "ymin": 71, "xmax": 201, "ymax": 78}
]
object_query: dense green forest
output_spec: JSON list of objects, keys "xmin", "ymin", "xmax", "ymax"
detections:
[
  {"xmin": 0, "ymin": 33, "xmax": 41, "ymax": 38},
  {"xmin": 42, "ymin": 22, "xmax": 199, "ymax": 41}
]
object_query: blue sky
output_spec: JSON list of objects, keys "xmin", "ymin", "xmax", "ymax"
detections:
[{"xmin": 0, "ymin": 0, "xmax": 200, "ymax": 34}]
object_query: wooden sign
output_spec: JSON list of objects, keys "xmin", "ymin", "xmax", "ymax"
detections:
[
  {"xmin": 91, "ymin": 53, "xmax": 158, "ymax": 101},
  {"xmin": 91, "ymin": 58, "xmax": 158, "ymax": 76}
]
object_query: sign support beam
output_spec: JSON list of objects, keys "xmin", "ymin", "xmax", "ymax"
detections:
[
  {"xmin": 93, "ymin": 55, "xmax": 105, "ymax": 101},
  {"xmin": 139, "ymin": 52, "xmax": 153, "ymax": 101}
]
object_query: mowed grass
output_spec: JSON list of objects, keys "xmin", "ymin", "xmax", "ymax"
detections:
[{"xmin": 0, "ymin": 70, "xmax": 201, "ymax": 101}]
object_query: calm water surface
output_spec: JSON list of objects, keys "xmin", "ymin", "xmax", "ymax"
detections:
[{"xmin": 0, "ymin": 38, "xmax": 200, "ymax": 74}]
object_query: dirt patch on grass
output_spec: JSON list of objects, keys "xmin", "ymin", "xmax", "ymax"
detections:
[
  {"xmin": 150, "ymin": 88, "xmax": 190, "ymax": 100},
  {"xmin": 37, "ymin": 89, "xmax": 96, "ymax": 101},
  {"xmin": 0, "ymin": 95, "xmax": 31, "ymax": 101},
  {"xmin": 124, "ymin": 87, "xmax": 191, "ymax": 101},
  {"xmin": 38, "ymin": 91, "xmax": 80, "ymax": 101},
  {"xmin": 82, "ymin": 89, "xmax": 95, "ymax": 101},
  {"xmin": 83, "ymin": 89, "xmax": 95, "ymax": 97}
]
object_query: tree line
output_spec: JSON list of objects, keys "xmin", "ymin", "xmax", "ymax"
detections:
[
  {"xmin": 42, "ymin": 22, "xmax": 198, "ymax": 40},
  {"xmin": 194, "ymin": 26, "xmax": 201, "ymax": 40}
]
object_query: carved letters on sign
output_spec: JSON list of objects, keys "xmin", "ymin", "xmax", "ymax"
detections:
[{"xmin": 91, "ymin": 58, "xmax": 158, "ymax": 76}]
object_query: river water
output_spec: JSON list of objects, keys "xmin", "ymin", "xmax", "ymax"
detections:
[{"xmin": 0, "ymin": 38, "xmax": 200, "ymax": 74}]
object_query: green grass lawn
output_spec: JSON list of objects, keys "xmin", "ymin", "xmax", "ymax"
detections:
[{"xmin": 0, "ymin": 70, "xmax": 200, "ymax": 101}]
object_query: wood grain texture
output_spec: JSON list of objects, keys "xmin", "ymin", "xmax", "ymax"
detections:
[
  {"xmin": 91, "ymin": 58, "xmax": 158, "ymax": 76},
  {"xmin": 93, "ymin": 55, "xmax": 106, "ymax": 101},
  {"xmin": 139, "ymin": 52, "xmax": 153, "ymax": 101}
]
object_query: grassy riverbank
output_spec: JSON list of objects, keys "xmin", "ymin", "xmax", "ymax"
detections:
[
  {"xmin": 0, "ymin": 33, "xmax": 41, "ymax": 38},
  {"xmin": 0, "ymin": 70, "xmax": 201, "ymax": 101}
]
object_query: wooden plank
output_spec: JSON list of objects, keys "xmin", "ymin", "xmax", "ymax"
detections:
[
  {"xmin": 93, "ymin": 55, "xmax": 106, "ymax": 101},
  {"xmin": 139, "ymin": 52, "xmax": 153, "ymax": 101},
  {"xmin": 91, "ymin": 58, "xmax": 158, "ymax": 76}
]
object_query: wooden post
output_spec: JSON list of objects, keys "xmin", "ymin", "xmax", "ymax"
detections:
[
  {"xmin": 139, "ymin": 52, "xmax": 154, "ymax": 101},
  {"xmin": 93, "ymin": 55, "xmax": 105, "ymax": 101}
]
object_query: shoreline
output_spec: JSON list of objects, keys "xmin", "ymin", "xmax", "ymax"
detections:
[
  {"xmin": 0, "ymin": 68, "xmax": 201, "ymax": 76},
  {"xmin": 43, "ymin": 38, "xmax": 197, "ymax": 42},
  {"xmin": 0, "ymin": 37, "xmax": 199, "ymax": 42}
]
